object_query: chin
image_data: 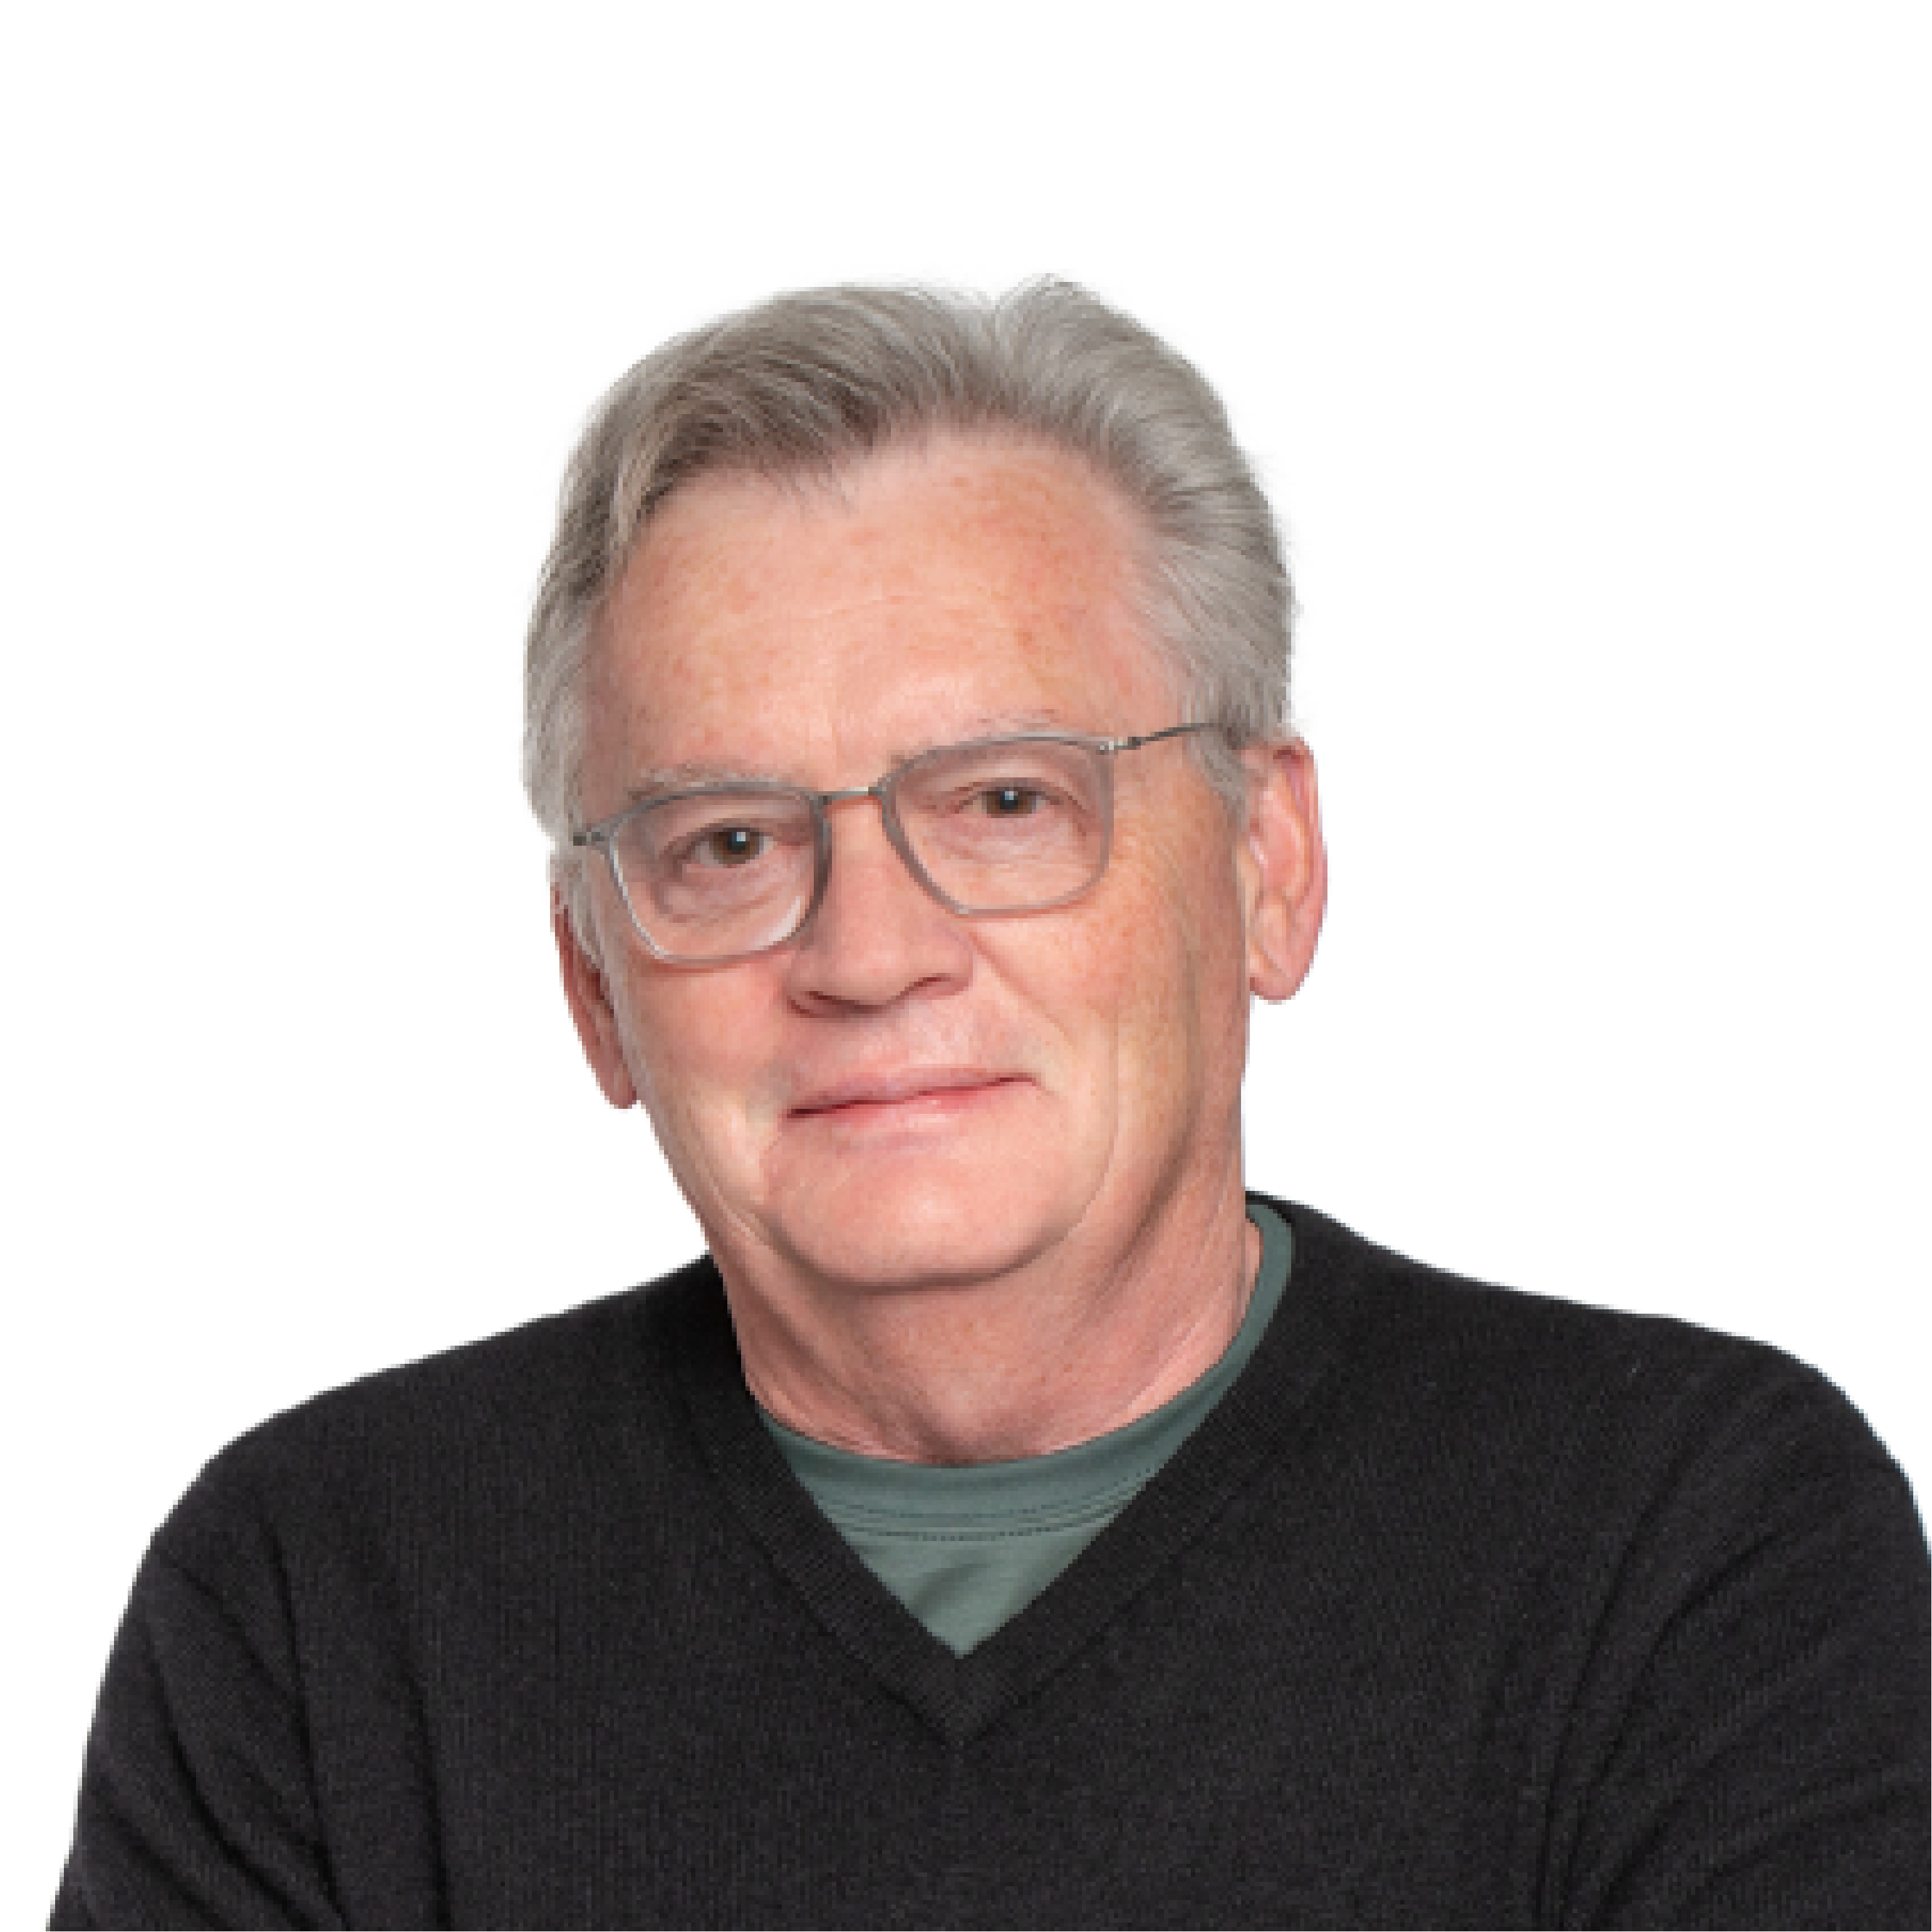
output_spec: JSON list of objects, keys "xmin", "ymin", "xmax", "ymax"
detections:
[{"xmin": 764, "ymin": 1155, "xmax": 1079, "ymax": 1295}]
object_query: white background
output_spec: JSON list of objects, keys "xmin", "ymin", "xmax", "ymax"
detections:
[{"xmin": 5, "ymin": 6, "xmax": 1927, "ymax": 1909}]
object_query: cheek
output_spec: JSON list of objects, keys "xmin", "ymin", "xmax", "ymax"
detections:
[
  {"xmin": 613, "ymin": 967, "xmax": 783, "ymax": 1170},
  {"xmin": 1103, "ymin": 823, "xmax": 1245, "ymax": 1090},
  {"xmin": 996, "ymin": 851, "xmax": 1213, "ymax": 1109}
]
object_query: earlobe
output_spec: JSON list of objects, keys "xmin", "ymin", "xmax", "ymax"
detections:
[
  {"xmin": 552, "ymin": 898, "xmax": 641, "ymax": 1110},
  {"xmin": 1243, "ymin": 739, "xmax": 1328, "ymax": 1004}
]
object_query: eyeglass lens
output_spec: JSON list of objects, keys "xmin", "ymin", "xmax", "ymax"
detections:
[{"xmin": 610, "ymin": 737, "xmax": 1113, "ymax": 961}]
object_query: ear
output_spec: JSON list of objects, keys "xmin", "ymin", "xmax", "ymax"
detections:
[
  {"xmin": 552, "ymin": 896, "xmax": 640, "ymax": 1109},
  {"xmin": 1238, "ymin": 738, "xmax": 1327, "ymax": 1002}
]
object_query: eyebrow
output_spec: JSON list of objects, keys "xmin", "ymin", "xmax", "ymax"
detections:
[
  {"xmin": 625, "ymin": 762, "xmax": 784, "ymax": 801},
  {"xmin": 622, "ymin": 712, "xmax": 1084, "ymax": 801}
]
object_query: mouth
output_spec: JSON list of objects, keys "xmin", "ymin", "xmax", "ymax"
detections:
[{"xmin": 787, "ymin": 1069, "xmax": 1024, "ymax": 1123}]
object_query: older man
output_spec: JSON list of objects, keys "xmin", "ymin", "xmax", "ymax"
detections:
[{"xmin": 57, "ymin": 285, "xmax": 1927, "ymax": 1927}]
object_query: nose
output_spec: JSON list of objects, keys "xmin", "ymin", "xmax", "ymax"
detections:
[{"xmin": 782, "ymin": 792, "xmax": 974, "ymax": 1014}]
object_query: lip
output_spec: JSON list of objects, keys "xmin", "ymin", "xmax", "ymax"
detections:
[{"xmin": 787, "ymin": 1068, "xmax": 1021, "ymax": 1116}]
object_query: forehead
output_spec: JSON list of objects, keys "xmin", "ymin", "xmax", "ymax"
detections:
[{"xmin": 584, "ymin": 435, "xmax": 1173, "ymax": 790}]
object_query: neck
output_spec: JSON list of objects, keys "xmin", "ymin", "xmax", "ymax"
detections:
[{"xmin": 715, "ymin": 1161, "xmax": 1259, "ymax": 1464}]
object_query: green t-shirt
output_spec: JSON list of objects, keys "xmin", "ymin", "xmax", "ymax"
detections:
[{"xmin": 761, "ymin": 1200, "xmax": 1294, "ymax": 1654}]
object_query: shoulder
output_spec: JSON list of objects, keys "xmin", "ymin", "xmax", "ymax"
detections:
[
  {"xmin": 1259, "ymin": 1193, "xmax": 1923, "ymax": 1545},
  {"xmin": 1261, "ymin": 1194, "xmax": 1926, "ymax": 1927},
  {"xmin": 152, "ymin": 1254, "xmax": 731, "ymax": 1586},
  {"xmin": 1274, "ymin": 1190, "xmax": 1789, "ymax": 1375}
]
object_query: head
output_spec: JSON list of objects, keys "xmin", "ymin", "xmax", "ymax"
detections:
[
  {"xmin": 523, "ymin": 283, "xmax": 1324, "ymax": 1308},
  {"xmin": 527, "ymin": 283, "xmax": 1295, "ymax": 957}
]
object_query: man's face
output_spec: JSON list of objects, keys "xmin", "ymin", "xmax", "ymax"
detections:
[{"xmin": 571, "ymin": 437, "xmax": 1266, "ymax": 1297}]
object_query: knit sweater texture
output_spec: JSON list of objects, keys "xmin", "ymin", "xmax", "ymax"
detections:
[{"xmin": 53, "ymin": 1197, "xmax": 1931, "ymax": 1928}]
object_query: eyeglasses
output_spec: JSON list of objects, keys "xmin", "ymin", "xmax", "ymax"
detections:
[{"xmin": 572, "ymin": 722, "xmax": 1221, "ymax": 965}]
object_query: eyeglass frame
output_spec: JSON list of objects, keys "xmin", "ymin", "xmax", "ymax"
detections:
[{"xmin": 569, "ymin": 721, "xmax": 1224, "ymax": 967}]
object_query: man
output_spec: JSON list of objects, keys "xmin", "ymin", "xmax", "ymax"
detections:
[{"xmin": 56, "ymin": 284, "xmax": 1928, "ymax": 1926}]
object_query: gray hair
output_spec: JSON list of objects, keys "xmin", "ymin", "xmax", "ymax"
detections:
[{"xmin": 523, "ymin": 280, "xmax": 1294, "ymax": 952}]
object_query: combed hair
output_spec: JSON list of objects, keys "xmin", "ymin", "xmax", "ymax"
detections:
[{"xmin": 524, "ymin": 280, "xmax": 1295, "ymax": 952}]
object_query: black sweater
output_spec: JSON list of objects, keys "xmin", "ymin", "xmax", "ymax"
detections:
[{"xmin": 54, "ymin": 1199, "xmax": 1930, "ymax": 1927}]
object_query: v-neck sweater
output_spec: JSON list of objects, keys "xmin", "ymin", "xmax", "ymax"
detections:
[
  {"xmin": 760, "ymin": 1203, "xmax": 1293, "ymax": 1654},
  {"xmin": 54, "ymin": 1196, "xmax": 1929, "ymax": 1928}
]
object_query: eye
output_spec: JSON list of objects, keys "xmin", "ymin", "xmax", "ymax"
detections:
[
  {"xmin": 974, "ymin": 784, "xmax": 1046, "ymax": 818},
  {"xmin": 694, "ymin": 826, "xmax": 767, "ymax": 867}
]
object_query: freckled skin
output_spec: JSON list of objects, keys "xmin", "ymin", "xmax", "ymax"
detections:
[{"xmin": 558, "ymin": 435, "xmax": 1327, "ymax": 1462}]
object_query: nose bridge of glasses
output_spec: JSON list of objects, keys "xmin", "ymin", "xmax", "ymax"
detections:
[
  {"xmin": 811, "ymin": 774, "xmax": 947, "ymax": 907},
  {"xmin": 816, "ymin": 778, "xmax": 890, "ymax": 811}
]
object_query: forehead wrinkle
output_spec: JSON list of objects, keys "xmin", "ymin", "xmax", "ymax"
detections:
[
  {"xmin": 618, "ymin": 440, "xmax": 1145, "ymax": 650},
  {"xmin": 608, "ymin": 573, "xmax": 1133, "ymax": 747},
  {"xmin": 589, "ymin": 434, "xmax": 1178, "ymax": 813}
]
